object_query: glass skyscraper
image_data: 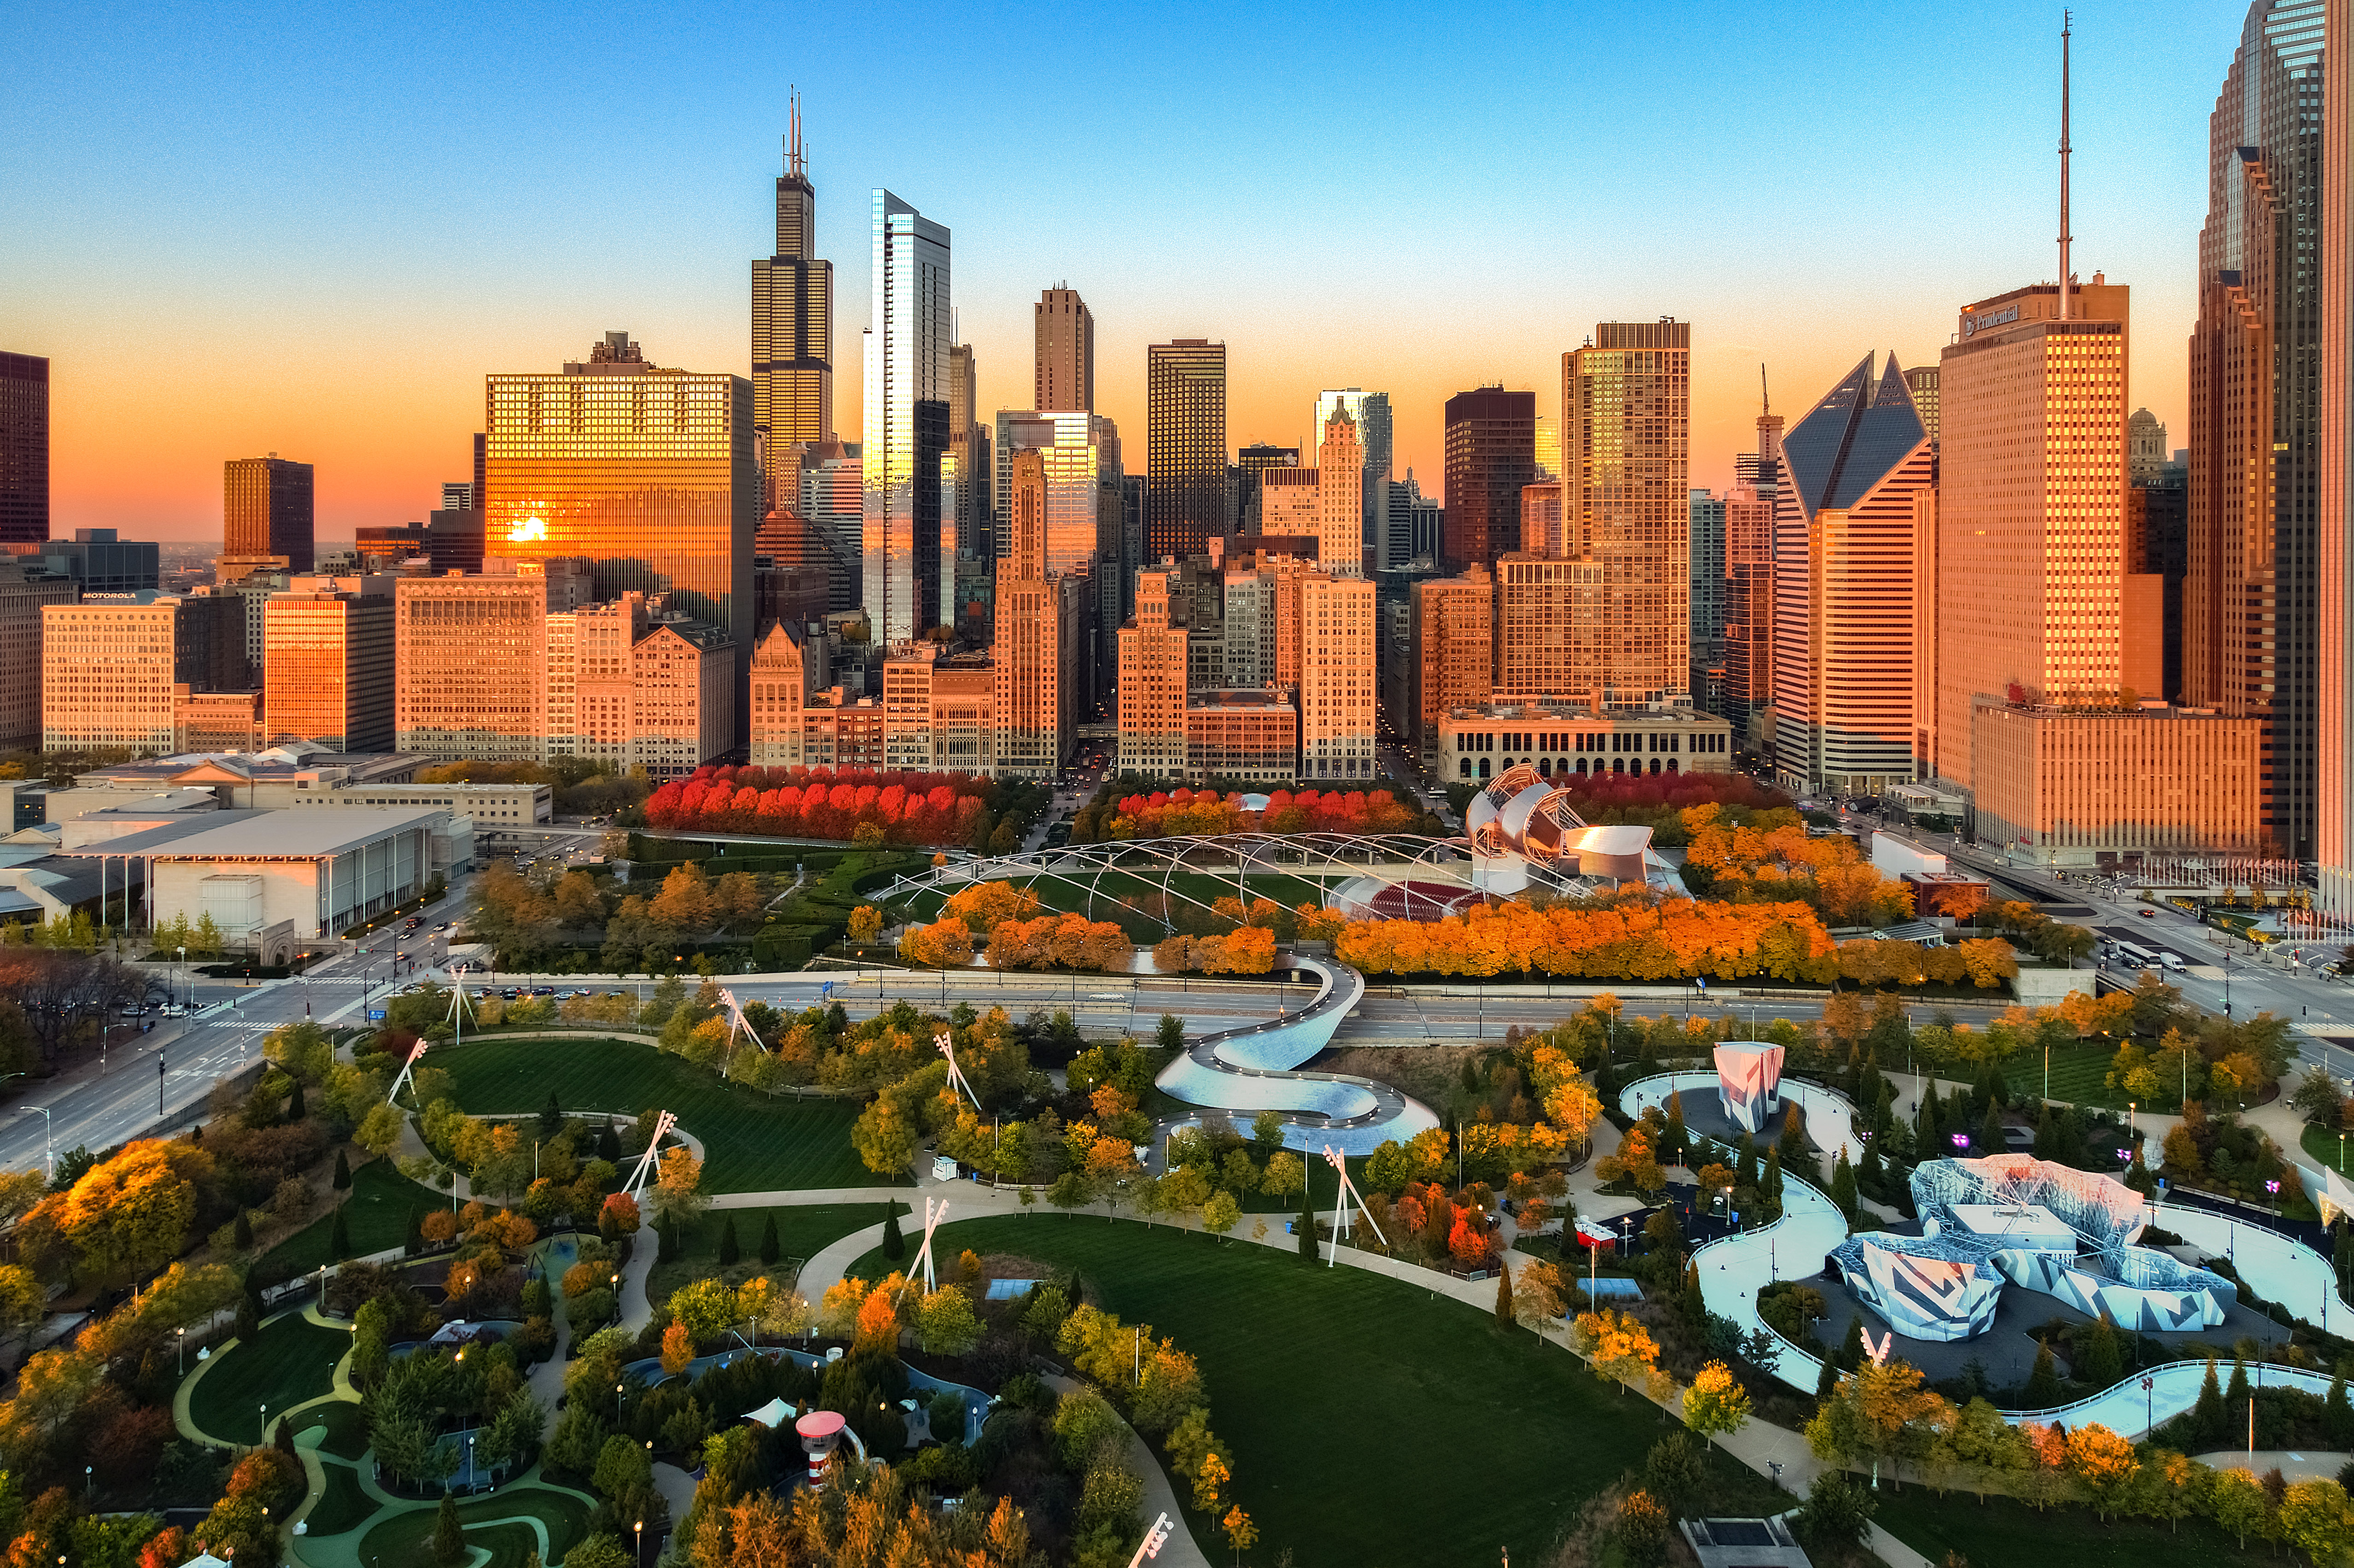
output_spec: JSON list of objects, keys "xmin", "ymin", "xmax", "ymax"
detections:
[
  {"xmin": 751, "ymin": 100, "xmax": 834, "ymax": 513},
  {"xmin": 483, "ymin": 332, "xmax": 755, "ymax": 681},
  {"xmin": 863, "ymin": 191, "xmax": 951, "ymax": 648},
  {"xmin": 1146, "ymin": 340, "xmax": 1226, "ymax": 563}
]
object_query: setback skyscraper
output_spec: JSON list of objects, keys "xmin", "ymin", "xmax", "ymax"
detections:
[
  {"xmin": 1441, "ymin": 388, "xmax": 1534, "ymax": 573},
  {"xmin": 1561, "ymin": 322, "xmax": 1693, "ymax": 707},
  {"xmin": 863, "ymin": 191, "xmax": 952, "ymax": 648},
  {"xmin": 1146, "ymin": 340, "xmax": 1228, "ymax": 562},
  {"xmin": 0, "ymin": 352, "xmax": 47, "ymax": 544},
  {"xmin": 1313, "ymin": 390, "xmax": 1391, "ymax": 567},
  {"xmin": 751, "ymin": 99, "xmax": 835, "ymax": 514},
  {"xmin": 221, "ymin": 455, "xmax": 315, "ymax": 579},
  {"xmin": 1035, "ymin": 287, "xmax": 1093, "ymax": 414},
  {"xmin": 2188, "ymin": 0, "xmax": 2326, "ymax": 857}
]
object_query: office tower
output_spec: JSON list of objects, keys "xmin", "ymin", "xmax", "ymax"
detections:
[
  {"xmin": 2127, "ymin": 449, "xmax": 2189, "ymax": 702},
  {"xmin": 1689, "ymin": 488, "xmax": 1727, "ymax": 708},
  {"xmin": 1034, "ymin": 287, "xmax": 1093, "ymax": 413},
  {"xmin": 992, "ymin": 450, "xmax": 1063, "ymax": 779},
  {"xmin": 2317, "ymin": 0, "xmax": 2354, "ymax": 911},
  {"xmin": 991, "ymin": 411, "xmax": 1121, "ymax": 574},
  {"xmin": 1297, "ymin": 573, "xmax": 1377, "ymax": 780},
  {"xmin": 798, "ymin": 439, "xmax": 863, "ymax": 610},
  {"xmin": 1560, "ymin": 322, "xmax": 1692, "ymax": 708},
  {"xmin": 0, "ymin": 559, "xmax": 76, "ymax": 748},
  {"xmin": 948, "ymin": 341, "xmax": 985, "ymax": 556},
  {"xmin": 440, "ymin": 482, "xmax": 474, "ymax": 512},
  {"xmin": 5, "ymin": 529, "xmax": 160, "ymax": 593},
  {"xmin": 753, "ymin": 508, "xmax": 840, "ymax": 633},
  {"xmin": 263, "ymin": 577, "xmax": 395, "ymax": 752},
  {"xmin": 208, "ymin": 570, "xmax": 288, "ymax": 685},
  {"xmin": 1441, "ymin": 388, "xmax": 1535, "ymax": 573},
  {"xmin": 473, "ymin": 432, "xmax": 486, "ymax": 518},
  {"xmin": 1147, "ymin": 340, "xmax": 1228, "ymax": 562},
  {"xmin": 1313, "ymin": 390, "xmax": 1391, "ymax": 564},
  {"xmin": 355, "ymin": 524, "xmax": 425, "ymax": 573},
  {"xmin": 1314, "ymin": 405, "xmax": 1365, "ymax": 573},
  {"xmin": 1119, "ymin": 475, "xmax": 1144, "ymax": 628},
  {"xmin": 1768, "ymin": 355, "xmax": 1937, "ymax": 795},
  {"xmin": 1493, "ymin": 555, "xmax": 1578, "ymax": 697},
  {"xmin": 1720, "ymin": 480, "xmax": 1775, "ymax": 728},
  {"xmin": 1533, "ymin": 414, "xmax": 1561, "ymax": 483},
  {"xmin": 1234, "ymin": 444, "xmax": 1300, "ymax": 532},
  {"xmin": 753, "ymin": 101, "xmax": 835, "ymax": 515},
  {"xmin": 1735, "ymin": 405, "xmax": 1788, "ymax": 490},
  {"xmin": 41, "ymin": 595, "xmax": 242, "ymax": 752},
  {"xmin": 1903, "ymin": 366, "xmax": 1942, "ymax": 441},
  {"xmin": 1257, "ymin": 467, "xmax": 1320, "ymax": 541},
  {"xmin": 1520, "ymin": 482, "xmax": 1564, "ymax": 558},
  {"xmin": 863, "ymin": 193, "xmax": 952, "ymax": 647},
  {"xmin": 394, "ymin": 573, "xmax": 551, "ymax": 760},
  {"xmin": 222, "ymin": 455, "xmax": 315, "ymax": 579},
  {"xmin": 1387, "ymin": 474, "xmax": 1439, "ymax": 569},
  {"xmin": 2189, "ymin": 7, "xmax": 2327, "ymax": 858},
  {"xmin": 0, "ymin": 352, "xmax": 47, "ymax": 544},
  {"xmin": 1412, "ymin": 564, "xmax": 1493, "ymax": 759},
  {"xmin": 485, "ymin": 332, "xmax": 755, "ymax": 714},
  {"xmin": 2127, "ymin": 407, "xmax": 2170, "ymax": 486},
  {"xmin": 1115, "ymin": 568, "xmax": 1188, "ymax": 780}
]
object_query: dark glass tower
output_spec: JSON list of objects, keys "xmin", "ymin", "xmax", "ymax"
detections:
[
  {"xmin": 752, "ymin": 97, "xmax": 834, "ymax": 514},
  {"xmin": 0, "ymin": 353, "xmax": 47, "ymax": 544}
]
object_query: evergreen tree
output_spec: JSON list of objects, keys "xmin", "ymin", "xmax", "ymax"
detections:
[
  {"xmin": 433, "ymin": 1492, "xmax": 467, "ymax": 1566},
  {"xmin": 330, "ymin": 1206, "xmax": 352, "ymax": 1260},
  {"xmin": 233, "ymin": 1211, "xmax": 253, "ymax": 1251},
  {"xmin": 2056, "ymin": 1105, "xmax": 2088, "ymax": 1166},
  {"xmin": 656, "ymin": 1218, "xmax": 679, "ymax": 1265},
  {"xmin": 404, "ymin": 1207, "xmax": 424, "ymax": 1256},
  {"xmin": 1837, "ymin": 1314, "xmax": 1865, "ymax": 1372},
  {"xmin": 2226, "ymin": 1356, "xmax": 2253, "ymax": 1411},
  {"xmin": 1977, "ymin": 1095, "xmax": 2005, "ymax": 1158},
  {"xmin": 2333, "ymin": 1226, "xmax": 2354, "ymax": 1302},
  {"xmin": 2026, "ymin": 1339, "xmax": 2061, "ymax": 1406},
  {"xmin": 540, "ymin": 1090, "xmax": 564, "ymax": 1139},
  {"xmin": 1762, "ymin": 1146, "xmax": 1784, "ymax": 1220},
  {"xmin": 287, "ymin": 1077, "xmax": 307, "ymax": 1121},
  {"xmin": 2032, "ymin": 1104, "xmax": 2057, "ymax": 1161},
  {"xmin": 759, "ymin": 1212, "xmax": 780, "ymax": 1266},
  {"xmin": 1859, "ymin": 1130, "xmax": 1883, "ymax": 1191},
  {"xmin": 597, "ymin": 1120, "xmax": 622, "ymax": 1162},
  {"xmin": 276, "ymin": 1416, "xmax": 299, "ymax": 1461},
  {"xmin": 1494, "ymin": 1261, "xmax": 1514, "ymax": 1327},
  {"xmin": 2195, "ymin": 1359, "xmax": 2227, "ymax": 1444},
  {"xmin": 2079, "ymin": 1315, "xmax": 2123, "ymax": 1388},
  {"xmin": 882, "ymin": 1208, "xmax": 906, "ymax": 1262},
  {"xmin": 1872, "ymin": 1077, "xmax": 1894, "ymax": 1140},
  {"xmin": 717, "ymin": 1213, "xmax": 739, "ymax": 1266},
  {"xmin": 1736, "ymin": 1135, "xmax": 1760, "ymax": 1193},
  {"xmin": 1817, "ymin": 1354, "xmax": 1841, "ymax": 1398},
  {"xmin": 1829, "ymin": 1150, "xmax": 1858, "ymax": 1223},
  {"xmin": 234, "ymin": 1292, "xmax": 259, "ymax": 1342},
  {"xmin": 1682, "ymin": 1260, "xmax": 1706, "ymax": 1328},
  {"xmin": 1918, "ymin": 1079, "xmax": 1944, "ymax": 1149},
  {"xmin": 1298, "ymin": 1194, "xmax": 1316, "ymax": 1261},
  {"xmin": 2327, "ymin": 1375, "xmax": 2354, "ymax": 1447},
  {"xmin": 1662, "ymin": 1093, "xmax": 1687, "ymax": 1166},
  {"xmin": 332, "ymin": 1147, "xmax": 352, "ymax": 1195}
]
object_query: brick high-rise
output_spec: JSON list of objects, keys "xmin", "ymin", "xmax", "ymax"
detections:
[
  {"xmin": 1561, "ymin": 321, "xmax": 1692, "ymax": 708},
  {"xmin": 1035, "ymin": 287, "xmax": 1093, "ymax": 414},
  {"xmin": 222, "ymin": 455, "xmax": 315, "ymax": 580},
  {"xmin": 992, "ymin": 449, "xmax": 1063, "ymax": 780}
]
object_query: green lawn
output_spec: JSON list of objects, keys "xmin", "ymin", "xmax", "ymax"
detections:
[
  {"xmin": 355, "ymin": 1488, "xmax": 594, "ymax": 1568},
  {"xmin": 291, "ymin": 1398, "xmax": 370, "ymax": 1460},
  {"xmin": 425, "ymin": 1036, "xmax": 873, "ymax": 1192},
  {"xmin": 301, "ymin": 1463, "xmax": 374, "ymax": 1536},
  {"xmin": 900, "ymin": 867, "xmax": 1350, "ymax": 939},
  {"xmin": 846, "ymin": 1215, "xmax": 1757, "ymax": 1566},
  {"xmin": 2037, "ymin": 1043, "xmax": 2139, "ymax": 1112},
  {"xmin": 261, "ymin": 1157, "xmax": 444, "ymax": 1275},
  {"xmin": 188, "ymin": 1312, "xmax": 350, "ymax": 1445},
  {"xmin": 1877, "ymin": 1482, "xmax": 2277, "ymax": 1566},
  {"xmin": 647, "ymin": 1202, "xmax": 906, "ymax": 1306},
  {"xmin": 2300, "ymin": 1120, "xmax": 2354, "ymax": 1176}
]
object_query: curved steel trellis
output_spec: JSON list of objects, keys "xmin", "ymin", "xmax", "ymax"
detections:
[{"xmin": 883, "ymin": 832, "xmax": 1478, "ymax": 934}]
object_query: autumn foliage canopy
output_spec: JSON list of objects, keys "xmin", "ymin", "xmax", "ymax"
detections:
[{"xmin": 643, "ymin": 766, "xmax": 989, "ymax": 844}]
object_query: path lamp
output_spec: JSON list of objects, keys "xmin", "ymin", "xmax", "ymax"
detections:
[
  {"xmin": 258, "ymin": 1402, "xmax": 267, "ymax": 1444},
  {"xmin": 617, "ymin": 1381, "xmax": 625, "ymax": 1422},
  {"xmin": 635, "ymin": 1520, "xmax": 644, "ymax": 1566},
  {"xmin": 176, "ymin": 1327, "xmax": 185, "ymax": 1375},
  {"xmin": 2142, "ymin": 1375, "xmax": 2154, "ymax": 1433}
]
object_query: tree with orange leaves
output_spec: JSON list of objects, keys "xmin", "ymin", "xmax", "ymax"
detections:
[
  {"xmin": 1571, "ymin": 1307, "xmax": 1668, "ymax": 1399},
  {"xmin": 660, "ymin": 1319, "xmax": 694, "ymax": 1375}
]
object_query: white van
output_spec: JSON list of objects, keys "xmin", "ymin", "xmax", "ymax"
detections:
[{"xmin": 2158, "ymin": 951, "xmax": 2186, "ymax": 972}]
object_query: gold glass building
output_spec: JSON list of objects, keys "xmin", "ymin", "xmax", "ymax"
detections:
[
  {"xmin": 1144, "ymin": 339, "xmax": 1225, "ymax": 563},
  {"xmin": 263, "ymin": 579, "xmax": 394, "ymax": 752},
  {"xmin": 484, "ymin": 332, "xmax": 755, "ymax": 709}
]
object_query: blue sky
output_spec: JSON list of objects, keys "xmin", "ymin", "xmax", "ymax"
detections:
[{"xmin": 3, "ymin": 0, "xmax": 2247, "ymax": 535}]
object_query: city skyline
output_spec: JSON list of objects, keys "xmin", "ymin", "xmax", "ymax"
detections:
[{"xmin": 5, "ymin": 0, "xmax": 2245, "ymax": 540}]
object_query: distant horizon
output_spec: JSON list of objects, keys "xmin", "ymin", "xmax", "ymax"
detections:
[{"xmin": 7, "ymin": 0, "xmax": 2247, "ymax": 541}]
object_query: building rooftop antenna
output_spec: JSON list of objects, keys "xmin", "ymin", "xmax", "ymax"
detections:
[
  {"xmin": 2058, "ymin": 12, "xmax": 2072, "ymax": 321},
  {"xmin": 787, "ymin": 87, "xmax": 806, "ymax": 180},
  {"xmin": 1760, "ymin": 363, "xmax": 1769, "ymax": 416}
]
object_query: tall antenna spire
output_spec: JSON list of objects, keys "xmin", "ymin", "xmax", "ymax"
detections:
[
  {"xmin": 787, "ymin": 87, "xmax": 805, "ymax": 180},
  {"xmin": 1760, "ymin": 363, "xmax": 1770, "ymax": 416},
  {"xmin": 2058, "ymin": 12, "xmax": 2072, "ymax": 321}
]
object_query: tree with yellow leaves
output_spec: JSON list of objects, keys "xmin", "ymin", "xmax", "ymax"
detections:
[
  {"xmin": 1221, "ymin": 1506, "xmax": 1257, "ymax": 1566},
  {"xmin": 1682, "ymin": 1360, "xmax": 1752, "ymax": 1451},
  {"xmin": 2063, "ymin": 1422, "xmax": 2139, "ymax": 1520},
  {"xmin": 847, "ymin": 904, "xmax": 883, "ymax": 944},
  {"xmin": 1571, "ymin": 1308, "xmax": 1669, "ymax": 1399}
]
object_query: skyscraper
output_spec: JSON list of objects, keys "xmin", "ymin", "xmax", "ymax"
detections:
[
  {"xmin": 222, "ymin": 455, "xmax": 315, "ymax": 579},
  {"xmin": 2188, "ymin": 0, "xmax": 2326, "ymax": 857},
  {"xmin": 1412, "ymin": 563, "xmax": 1492, "ymax": 759},
  {"xmin": 993, "ymin": 449, "xmax": 1063, "ymax": 779},
  {"xmin": 752, "ymin": 100, "xmax": 834, "ymax": 514},
  {"xmin": 1034, "ymin": 287, "xmax": 1093, "ymax": 414},
  {"xmin": 1902, "ymin": 366, "xmax": 1942, "ymax": 442},
  {"xmin": 1688, "ymin": 488, "xmax": 1727, "ymax": 707},
  {"xmin": 485, "ymin": 332, "xmax": 755, "ymax": 698},
  {"xmin": 992, "ymin": 412, "xmax": 1121, "ymax": 576},
  {"xmin": 1313, "ymin": 390, "xmax": 1391, "ymax": 564},
  {"xmin": 2319, "ymin": 0, "xmax": 2354, "ymax": 914},
  {"xmin": 948, "ymin": 341, "xmax": 984, "ymax": 556},
  {"xmin": 1234, "ymin": 444, "xmax": 1300, "ymax": 534},
  {"xmin": 1314, "ymin": 406, "xmax": 1364, "ymax": 574},
  {"xmin": 1561, "ymin": 321, "xmax": 1693, "ymax": 707},
  {"xmin": 1297, "ymin": 573, "xmax": 1377, "ymax": 780},
  {"xmin": 1769, "ymin": 354, "xmax": 1937, "ymax": 795},
  {"xmin": 863, "ymin": 192, "xmax": 952, "ymax": 648},
  {"xmin": 263, "ymin": 577, "xmax": 395, "ymax": 752},
  {"xmin": 1146, "ymin": 340, "xmax": 1228, "ymax": 564},
  {"xmin": 1116, "ymin": 568, "xmax": 1187, "ymax": 780},
  {"xmin": 0, "ymin": 352, "xmax": 47, "ymax": 544},
  {"xmin": 1441, "ymin": 388, "xmax": 1534, "ymax": 573}
]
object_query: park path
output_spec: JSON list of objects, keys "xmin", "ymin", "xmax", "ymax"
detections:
[{"xmin": 2190, "ymin": 1448, "xmax": 2352, "ymax": 1482}]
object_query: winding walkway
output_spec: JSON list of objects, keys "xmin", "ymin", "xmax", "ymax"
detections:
[{"xmin": 1152, "ymin": 956, "xmax": 1441, "ymax": 1155}]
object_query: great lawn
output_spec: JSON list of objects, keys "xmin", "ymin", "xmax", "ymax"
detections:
[
  {"xmin": 846, "ymin": 1215, "xmax": 1776, "ymax": 1565},
  {"xmin": 260, "ymin": 1156, "xmax": 442, "ymax": 1275},
  {"xmin": 427, "ymin": 1035, "xmax": 874, "ymax": 1192},
  {"xmin": 188, "ymin": 1311, "xmax": 349, "ymax": 1445}
]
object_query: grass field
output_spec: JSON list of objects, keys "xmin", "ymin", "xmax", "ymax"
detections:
[
  {"xmin": 427, "ymin": 1036, "xmax": 874, "ymax": 1192},
  {"xmin": 189, "ymin": 1312, "xmax": 350, "ymax": 1445},
  {"xmin": 261, "ymin": 1157, "xmax": 443, "ymax": 1275},
  {"xmin": 2301, "ymin": 1120, "xmax": 2354, "ymax": 1176},
  {"xmin": 901, "ymin": 867, "xmax": 1352, "ymax": 939},
  {"xmin": 845, "ymin": 1215, "xmax": 1772, "ymax": 1565},
  {"xmin": 301, "ymin": 1464, "xmax": 374, "ymax": 1536},
  {"xmin": 646, "ymin": 1201, "xmax": 906, "ymax": 1305},
  {"xmin": 1876, "ymin": 1481, "xmax": 2278, "ymax": 1566},
  {"xmin": 2035, "ymin": 1043, "xmax": 2139, "ymax": 1112},
  {"xmin": 355, "ymin": 1487, "xmax": 594, "ymax": 1568},
  {"xmin": 291, "ymin": 1399, "xmax": 370, "ymax": 1460}
]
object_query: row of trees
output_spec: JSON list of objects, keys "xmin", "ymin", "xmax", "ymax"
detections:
[
  {"xmin": 466, "ymin": 857, "xmax": 775, "ymax": 969},
  {"xmin": 644, "ymin": 765, "xmax": 996, "ymax": 844},
  {"xmin": 1070, "ymin": 785, "xmax": 1428, "ymax": 844}
]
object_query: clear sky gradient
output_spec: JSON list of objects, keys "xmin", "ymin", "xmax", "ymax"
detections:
[{"xmin": 4, "ymin": 0, "xmax": 2246, "ymax": 541}]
